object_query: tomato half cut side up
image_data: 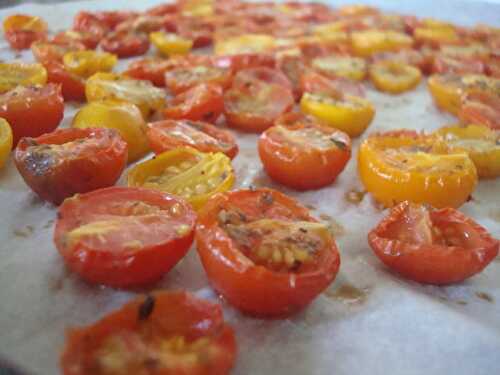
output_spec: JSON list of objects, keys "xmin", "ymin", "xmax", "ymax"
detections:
[
  {"xmin": 0, "ymin": 84, "xmax": 64, "ymax": 146},
  {"xmin": 54, "ymin": 187, "xmax": 196, "ymax": 288},
  {"xmin": 163, "ymin": 83, "xmax": 224, "ymax": 123},
  {"xmin": 147, "ymin": 119, "xmax": 238, "ymax": 159},
  {"xmin": 368, "ymin": 201, "xmax": 499, "ymax": 285},
  {"xmin": 196, "ymin": 188, "xmax": 341, "ymax": 317},
  {"xmin": 100, "ymin": 30, "xmax": 150, "ymax": 58},
  {"xmin": 60, "ymin": 291, "xmax": 237, "ymax": 375},
  {"xmin": 15, "ymin": 128, "xmax": 128, "ymax": 205},
  {"xmin": 259, "ymin": 123, "xmax": 351, "ymax": 190}
]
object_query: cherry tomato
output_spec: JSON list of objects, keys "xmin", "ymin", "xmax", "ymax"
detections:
[
  {"xmin": 224, "ymin": 77, "xmax": 294, "ymax": 133},
  {"xmin": 213, "ymin": 53, "xmax": 275, "ymax": 73},
  {"xmin": 124, "ymin": 57, "xmax": 180, "ymax": 87},
  {"xmin": 147, "ymin": 3, "xmax": 178, "ymax": 16},
  {"xmin": 147, "ymin": 119, "xmax": 238, "ymax": 159},
  {"xmin": 150, "ymin": 31, "xmax": 193, "ymax": 57},
  {"xmin": 358, "ymin": 130, "xmax": 478, "ymax": 208},
  {"xmin": 351, "ymin": 30, "xmax": 413, "ymax": 57},
  {"xmin": 93, "ymin": 10, "xmax": 138, "ymax": 30},
  {"xmin": 54, "ymin": 188, "xmax": 196, "ymax": 287},
  {"xmin": 0, "ymin": 62, "xmax": 47, "ymax": 93},
  {"xmin": 259, "ymin": 122, "xmax": 351, "ymax": 190},
  {"xmin": 196, "ymin": 188, "xmax": 341, "ymax": 316},
  {"xmin": 274, "ymin": 111, "xmax": 322, "ymax": 128},
  {"xmin": 53, "ymin": 30, "xmax": 101, "ymax": 50},
  {"xmin": 432, "ymin": 124, "xmax": 500, "ymax": 178},
  {"xmin": 86, "ymin": 72, "xmax": 166, "ymax": 118},
  {"xmin": 0, "ymin": 84, "xmax": 64, "ymax": 146},
  {"xmin": 414, "ymin": 26, "xmax": 459, "ymax": 47},
  {"xmin": 368, "ymin": 201, "xmax": 499, "ymax": 284},
  {"xmin": 459, "ymin": 89, "xmax": 500, "ymax": 130},
  {"xmin": 369, "ymin": 61, "xmax": 422, "ymax": 94},
  {"xmin": 176, "ymin": 17, "xmax": 214, "ymax": 48},
  {"xmin": 128, "ymin": 147, "xmax": 234, "ymax": 211},
  {"xmin": 72, "ymin": 101, "xmax": 149, "ymax": 163},
  {"xmin": 60, "ymin": 291, "xmax": 236, "ymax": 375},
  {"xmin": 114, "ymin": 14, "xmax": 166, "ymax": 35},
  {"xmin": 3, "ymin": 14, "xmax": 47, "ymax": 50},
  {"xmin": 300, "ymin": 92, "xmax": 375, "ymax": 137},
  {"xmin": 371, "ymin": 49, "xmax": 430, "ymax": 73},
  {"xmin": 165, "ymin": 65, "xmax": 232, "ymax": 95},
  {"xmin": 214, "ymin": 34, "xmax": 276, "ymax": 55},
  {"xmin": 63, "ymin": 50, "xmax": 117, "ymax": 79},
  {"xmin": 0, "ymin": 119, "xmax": 13, "ymax": 169},
  {"xmin": 163, "ymin": 83, "xmax": 224, "ymax": 123},
  {"xmin": 43, "ymin": 61, "xmax": 86, "ymax": 102},
  {"xmin": 15, "ymin": 128, "xmax": 127, "ymax": 205},
  {"xmin": 431, "ymin": 55, "xmax": 485, "ymax": 75},
  {"xmin": 100, "ymin": 31, "xmax": 150, "ymax": 58},
  {"xmin": 31, "ymin": 40, "xmax": 85, "ymax": 65},
  {"xmin": 276, "ymin": 54, "xmax": 307, "ymax": 100},
  {"xmin": 311, "ymin": 55, "xmax": 368, "ymax": 81},
  {"xmin": 300, "ymin": 70, "xmax": 365, "ymax": 98},
  {"xmin": 72, "ymin": 11, "xmax": 107, "ymax": 46}
]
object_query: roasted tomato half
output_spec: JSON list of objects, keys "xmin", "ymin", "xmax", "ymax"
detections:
[
  {"xmin": 311, "ymin": 55, "xmax": 368, "ymax": 81},
  {"xmin": 369, "ymin": 61, "xmax": 422, "ymax": 94},
  {"xmin": 259, "ymin": 123, "xmax": 351, "ymax": 190},
  {"xmin": 60, "ymin": 291, "xmax": 237, "ymax": 375},
  {"xmin": 63, "ymin": 50, "xmax": 117, "ymax": 79},
  {"xmin": 432, "ymin": 124, "xmax": 500, "ymax": 178},
  {"xmin": 213, "ymin": 53, "xmax": 275, "ymax": 73},
  {"xmin": 163, "ymin": 83, "xmax": 224, "ymax": 123},
  {"xmin": 0, "ymin": 119, "xmax": 13, "ymax": 169},
  {"xmin": 53, "ymin": 29, "xmax": 101, "ymax": 50},
  {"xmin": 0, "ymin": 62, "xmax": 47, "ymax": 93},
  {"xmin": 31, "ymin": 40, "xmax": 85, "ymax": 65},
  {"xmin": 124, "ymin": 57, "xmax": 180, "ymax": 87},
  {"xmin": 368, "ymin": 201, "xmax": 499, "ymax": 284},
  {"xmin": 196, "ymin": 188, "xmax": 341, "ymax": 317},
  {"xmin": 43, "ymin": 61, "xmax": 86, "ymax": 102},
  {"xmin": 147, "ymin": 120, "xmax": 238, "ymax": 159},
  {"xmin": 150, "ymin": 31, "xmax": 193, "ymax": 57},
  {"xmin": 300, "ymin": 70, "xmax": 365, "ymax": 98},
  {"xmin": 358, "ymin": 130, "xmax": 478, "ymax": 208},
  {"xmin": 3, "ymin": 14, "xmax": 47, "ymax": 50},
  {"xmin": 165, "ymin": 65, "xmax": 232, "ymax": 95},
  {"xmin": 128, "ymin": 147, "xmax": 234, "ymax": 210},
  {"xmin": 54, "ymin": 188, "xmax": 196, "ymax": 287},
  {"xmin": 459, "ymin": 90, "xmax": 500, "ymax": 130},
  {"xmin": 15, "ymin": 128, "xmax": 127, "ymax": 205},
  {"xmin": 100, "ymin": 30, "xmax": 150, "ymax": 58},
  {"xmin": 86, "ymin": 72, "xmax": 165, "ymax": 118},
  {"xmin": 72, "ymin": 100, "xmax": 150, "ymax": 163},
  {"xmin": 224, "ymin": 73, "xmax": 294, "ymax": 133},
  {"xmin": 300, "ymin": 92, "xmax": 375, "ymax": 137},
  {"xmin": 431, "ymin": 55, "xmax": 485, "ymax": 75},
  {"xmin": 0, "ymin": 84, "xmax": 64, "ymax": 146},
  {"xmin": 351, "ymin": 30, "xmax": 413, "ymax": 57}
]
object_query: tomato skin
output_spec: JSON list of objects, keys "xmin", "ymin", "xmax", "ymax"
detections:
[
  {"xmin": 0, "ymin": 119, "xmax": 13, "ymax": 169},
  {"xmin": 100, "ymin": 31, "xmax": 150, "ymax": 58},
  {"xmin": 72, "ymin": 11, "xmax": 107, "ymax": 46},
  {"xmin": 31, "ymin": 40, "xmax": 86, "ymax": 65},
  {"xmin": 43, "ymin": 62, "xmax": 86, "ymax": 102},
  {"xmin": 258, "ymin": 123, "xmax": 351, "ymax": 190},
  {"xmin": 3, "ymin": 14, "xmax": 47, "ymax": 50},
  {"xmin": 212, "ymin": 53, "xmax": 275, "ymax": 72},
  {"xmin": 147, "ymin": 119, "xmax": 238, "ymax": 159},
  {"xmin": 196, "ymin": 188, "xmax": 341, "ymax": 317},
  {"xmin": 368, "ymin": 201, "xmax": 499, "ymax": 285},
  {"xmin": 54, "ymin": 187, "xmax": 196, "ymax": 288},
  {"xmin": 60, "ymin": 291, "xmax": 236, "ymax": 375},
  {"xmin": 124, "ymin": 57, "xmax": 179, "ymax": 87},
  {"xmin": 53, "ymin": 30, "xmax": 101, "ymax": 50},
  {"xmin": 165, "ymin": 65, "xmax": 232, "ymax": 95},
  {"xmin": 0, "ymin": 84, "xmax": 64, "ymax": 146},
  {"xmin": 15, "ymin": 128, "xmax": 127, "ymax": 205},
  {"xmin": 164, "ymin": 83, "xmax": 224, "ymax": 123},
  {"xmin": 300, "ymin": 70, "xmax": 365, "ymax": 98}
]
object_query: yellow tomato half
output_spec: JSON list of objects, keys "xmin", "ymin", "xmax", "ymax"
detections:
[
  {"xmin": 0, "ymin": 118, "xmax": 13, "ymax": 169},
  {"xmin": 369, "ymin": 61, "xmax": 422, "ymax": 94},
  {"xmin": 86, "ymin": 72, "xmax": 165, "ymax": 118},
  {"xmin": 0, "ymin": 62, "xmax": 47, "ymax": 93},
  {"xmin": 432, "ymin": 124, "xmax": 500, "ymax": 179},
  {"xmin": 214, "ymin": 34, "xmax": 276, "ymax": 55},
  {"xmin": 311, "ymin": 55, "xmax": 367, "ymax": 81},
  {"xmin": 128, "ymin": 147, "xmax": 234, "ymax": 210},
  {"xmin": 300, "ymin": 92, "xmax": 375, "ymax": 137},
  {"xmin": 63, "ymin": 50, "xmax": 117, "ymax": 79},
  {"xmin": 358, "ymin": 130, "xmax": 477, "ymax": 208},
  {"xmin": 150, "ymin": 32, "xmax": 193, "ymax": 56},
  {"xmin": 351, "ymin": 30, "xmax": 413, "ymax": 57},
  {"xmin": 72, "ymin": 101, "xmax": 149, "ymax": 163}
]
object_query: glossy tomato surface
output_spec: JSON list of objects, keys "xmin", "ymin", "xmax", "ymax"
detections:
[
  {"xmin": 54, "ymin": 187, "xmax": 196, "ymax": 287},
  {"xmin": 15, "ymin": 128, "xmax": 127, "ymax": 205}
]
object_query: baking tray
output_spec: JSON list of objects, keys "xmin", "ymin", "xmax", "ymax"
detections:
[{"xmin": 0, "ymin": 1, "xmax": 499, "ymax": 374}]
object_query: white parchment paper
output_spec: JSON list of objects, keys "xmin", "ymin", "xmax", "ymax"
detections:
[{"xmin": 0, "ymin": 1, "xmax": 499, "ymax": 374}]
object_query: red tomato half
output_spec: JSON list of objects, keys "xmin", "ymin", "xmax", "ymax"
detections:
[
  {"xmin": 459, "ymin": 90, "xmax": 500, "ymax": 130},
  {"xmin": 212, "ymin": 53, "xmax": 275, "ymax": 73},
  {"xmin": 196, "ymin": 188, "xmax": 341, "ymax": 317},
  {"xmin": 94, "ymin": 10, "xmax": 138, "ymax": 30},
  {"xmin": 43, "ymin": 61, "xmax": 86, "ymax": 102},
  {"xmin": 15, "ymin": 128, "xmax": 127, "ymax": 205},
  {"xmin": 53, "ymin": 30, "xmax": 101, "ymax": 50},
  {"xmin": 224, "ymin": 76, "xmax": 294, "ymax": 133},
  {"xmin": 432, "ymin": 55, "xmax": 485, "ymax": 75},
  {"xmin": 72, "ymin": 11, "xmax": 107, "ymax": 46},
  {"xmin": 31, "ymin": 40, "xmax": 86, "ymax": 64},
  {"xmin": 259, "ymin": 123, "xmax": 352, "ymax": 189},
  {"xmin": 3, "ymin": 14, "xmax": 48, "ymax": 50},
  {"xmin": 100, "ymin": 30, "xmax": 150, "ymax": 58},
  {"xmin": 163, "ymin": 83, "xmax": 224, "ymax": 123},
  {"xmin": 276, "ymin": 54, "xmax": 307, "ymax": 100},
  {"xmin": 54, "ymin": 187, "xmax": 196, "ymax": 287},
  {"xmin": 176, "ymin": 17, "xmax": 214, "ymax": 48},
  {"xmin": 300, "ymin": 70, "xmax": 365, "ymax": 98},
  {"xmin": 232, "ymin": 67, "xmax": 293, "ymax": 93},
  {"xmin": 165, "ymin": 65, "xmax": 232, "ymax": 95},
  {"xmin": 368, "ymin": 201, "xmax": 499, "ymax": 284},
  {"xmin": 0, "ymin": 84, "xmax": 64, "ymax": 145},
  {"xmin": 60, "ymin": 291, "xmax": 236, "ymax": 375},
  {"xmin": 124, "ymin": 57, "xmax": 178, "ymax": 87},
  {"xmin": 147, "ymin": 119, "xmax": 238, "ymax": 159}
]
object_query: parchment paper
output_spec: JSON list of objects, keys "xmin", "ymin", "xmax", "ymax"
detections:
[{"xmin": 0, "ymin": 1, "xmax": 499, "ymax": 375}]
